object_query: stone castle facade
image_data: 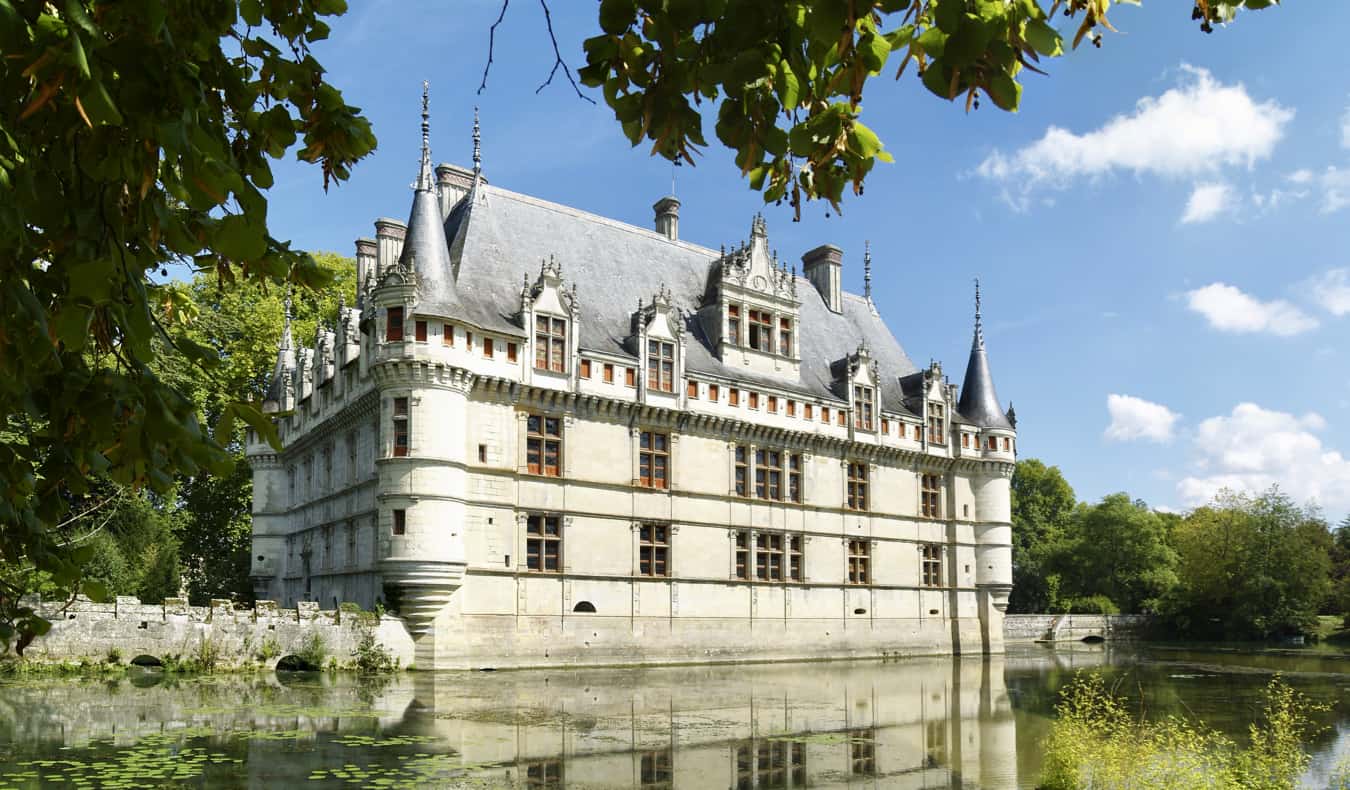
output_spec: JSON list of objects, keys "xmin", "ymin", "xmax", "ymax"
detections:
[{"xmin": 246, "ymin": 93, "xmax": 1017, "ymax": 670}]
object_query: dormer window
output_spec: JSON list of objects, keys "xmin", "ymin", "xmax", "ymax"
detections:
[
  {"xmin": 386, "ymin": 307, "xmax": 404, "ymax": 342},
  {"xmin": 779, "ymin": 317, "xmax": 793, "ymax": 356},
  {"xmin": 748, "ymin": 309, "xmax": 773, "ymax": 352},
  {"xmin": 928, "ymin": 403, "xmax": 946, "ymax": 444},
  {"xmin": 646, "ymin": 340, "xmax": 675, "ymax": 393},
  {"xmin": 534, "ymin": 316, "xmax": 567, "ymax": 373},
  {"xmin": 853, "ymin": 385, "xmax": 874, "ymax": 431}
]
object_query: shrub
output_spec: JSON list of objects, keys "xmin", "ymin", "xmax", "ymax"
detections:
[
  {"xmin": 296, "ymin": 632, "xmax": 326, "ymax": 669},
  {"xmin": 257, "ymin": 635, "xmax": 280, "ymax": 662},
  {"xmin": 350, "ymin": 627, "xmax": 398, "ymax": 674},
  {"xmin": 1062, "ymin": 595, "xmax": 1120, "ymax": 615},
  {"xmin": 1041, "ymin": 673, "xmax": 1323, "ymax": 790}
]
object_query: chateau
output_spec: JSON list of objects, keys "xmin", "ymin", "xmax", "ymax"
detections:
[{"xmin": 246, "ymin": 92, "xmax": 1017, "ymax": 670}]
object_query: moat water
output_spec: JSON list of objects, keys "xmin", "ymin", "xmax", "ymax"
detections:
[{"xmin": 1, "ymin": 642, "xmax": 1349, "ymax": 788}]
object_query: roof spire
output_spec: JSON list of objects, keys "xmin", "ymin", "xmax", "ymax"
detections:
[
  {"xmin": 416, "ymin": 80, "xmax": 434, "ymax": 192},
  {"xmin": 281, "ymin": 290, "xmax": 293, "ymax": 350},
  {"xmin": 973, "ymin": 277, "xmax": 984, "ymax": 351},
  {"xmin": 863, "ymin": 240, "xmax": 873, "ymax": 300},
  {"xmin": 472, "ymin": 106, "xmax": 482, "ymax": 178},
  {"xmin": 956, "ymin": 279, "xmax": 1012, "ymax": 430}
]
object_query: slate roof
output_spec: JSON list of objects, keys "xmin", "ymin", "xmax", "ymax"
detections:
[
  {"xmin": 956, "ymin": 327, "xmax": 1013, "ymax": 430},
  {"xmin": 436, "ymin": 182, "xmax": 922, "ymax": 411}
]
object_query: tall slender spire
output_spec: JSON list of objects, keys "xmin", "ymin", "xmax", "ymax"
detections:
[
  {"xmin": 863, "ymin": 240, "xmax": 873, "ymax": 300},
  {"xmin": 281, "ymin": 291, "xmax": 293, "ymax": 350},
  {"xmin": 957, "ymin": 278, "xmax": 1012, "ymax": 430},
  {"xmin": 472, "ymin": 106, "xmax": 482, "ymax": 178},
  {"xmin": 415, "ymin": 81, "xmax": 434, "ymax": 192},
  {"xmin": 973, "ymin": 277, "xmax": 984, "ymax": 350}
]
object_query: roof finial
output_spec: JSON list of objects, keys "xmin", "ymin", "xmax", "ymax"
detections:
[
  {"xmin": 416, "ymin": 80, "xmax": 434, "ymax": 191},
  {"xmin": 973, "ymin": 277, "xmax": 985, "ymax": 351},
  {"xmin": 472, "ymin": 106, "xmax": 482, "ymax": 177},
  {"xmin": 281, "ymin": 290, "xmax": 293, "ymax": 350},
  {"xmin": 863, "ymin": 240, "xmax": 873, "ymax": 300}
]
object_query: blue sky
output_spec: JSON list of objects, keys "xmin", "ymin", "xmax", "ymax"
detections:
[{"xmin": 261, "ymin": 1, "xmax": 1350, "ymax": 519}]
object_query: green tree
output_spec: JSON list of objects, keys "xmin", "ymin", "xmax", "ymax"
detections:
[
  {"xmin": 1160, "ymin": 488, "xmax": 1332, "ymax": 639},
  {"xmin": 1051, "ymin": 493, "xmax": 1178, "ymax": 613},
  {"xmin": 162, "ymin": 252, "xmax": 355, "ymax": 604},
  {"xmin": 1009, "ymin": 459, "xmax": 1076, "ymax": 613},
  {"xmin": 577, "ymin": 0, "xmax": 1279, "ymax": 215},
  {"xmin": 0, "ymin": 1, "xmax": 374, "ymax": 649}
]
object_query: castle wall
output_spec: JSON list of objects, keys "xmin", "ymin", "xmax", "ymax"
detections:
[{"xmin": 21, "ymin": 596, "xmax": 414, "ymax": 669}]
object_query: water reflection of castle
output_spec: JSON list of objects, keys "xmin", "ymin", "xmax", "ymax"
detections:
[{"xmin": 396, "ymin": 656, "xmax": 1021, "ymax": 789}]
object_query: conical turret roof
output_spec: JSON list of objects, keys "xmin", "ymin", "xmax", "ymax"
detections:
[
  {"xmin": 399, "ymin": 82, "xmax": 460, "ymax": 315},
  {"xmin": 957, "ymin": 282, "xmax": 1013, "ymax": 430}
]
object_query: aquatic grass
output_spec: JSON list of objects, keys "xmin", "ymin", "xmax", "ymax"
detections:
[{"xmin": 1040, "ymin": 672, "xmax": 1325, "ymax": 790}]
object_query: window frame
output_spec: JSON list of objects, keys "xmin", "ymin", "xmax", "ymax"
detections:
[
  {"xmin": 756, "ymin": 532, "xmax": 784, "ymax": 581},
  {"xmin": 847, "ymin": 539, "xmax": 870, "ymax": 585},
  {"xmin": 638, "ymin": 430, "xmax": 670, "ymax": 490},
  {"xmin": 853, "ymin": 385, "xmax": 874, "ymax": 431},
  {"xmin": 385, "ymin": 306, "xmax": 404, "ymax": 342},
  {"xmin": 525, "ymin": 514, "xmax": 562, "ymax": 573},
  {"xmin": 727, "ymin": 303, "xmax": 741, "ymax": 346},
  {"xmin": 747, "ymin": 308, "xmax": 773, "ymax": 352},
  {"xmin": 638, "ymin": 523, "xmax": 670, "ymax": 577},
  {"xmin": 392, "ymin": 397, "xmax": 409, "ymax": 457},
  {"xmin": 534, "ymin": 315, "xmax": 568, "ymax": 373},
  {"xmin": 928, "ymin": 402, "xmax": 946, "ymax": 444},
  {"xmin": 414, "ymin": 319, "xmax": 427, "ymax": 342},
  {"xmin": 646, "ymin": 339, "xmax": 675, "ymax": 393},
  {"xmin": 526, "ymin": 414, "xmax": 562, "ymax": 477},
  {"xmin": 734, "ymin": 445, "xmax": 749, "ymax": 497},
  {"xmin": 921, "ymin": 543, "xmax": 943, "ymax": 588},
  {"xmin": 754, "ymin": 448, "xmax": 782, "ymax": 500},
  {"xmin": 442, "ymin": 323, "xmax": 454, "ymax": 346},
  {"xmin": 846, "ymin": 462, "xmax": 868, "ymax": 511},
  {"xmin": 778, "ymin": 316, "xmax": 793, "ymax": 356},
  {"xmin": 392, "ymin": 509, "xmax": 406, "ymax": 536},
  {"xmin": 921, "ymin": 473, "xmax": 942, "ymax": 518}
]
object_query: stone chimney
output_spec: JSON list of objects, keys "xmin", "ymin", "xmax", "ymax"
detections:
[
  {"xmin": 801, "ymin": 244, "xmax": 843, "ymax": 313},
  {"xmin": 435, "ymin": 163, "xmax": 478, "ymax": 219},
  {"xmin": 374, "ymin": 218, "xmax": 406, "ymax": 277},
  {"xmin": 653, "ymin": 196, "xmax": 680, "ymax": 241},
  {"xmin": 354, "ymin": 237, "xmax": 377, "ymax": 307}
]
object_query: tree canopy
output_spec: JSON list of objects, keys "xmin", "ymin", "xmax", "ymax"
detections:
[
  {"xmin": 0, "ymin": 0, "xmax": 375, "ymax": 649},
  {"xmin": 1009, "ymin": 459, "xmax": 1075, "ymax": 612},
  {"xmin": 577, "ymin": 0, "xmax": 1280, "ymax": 216}
]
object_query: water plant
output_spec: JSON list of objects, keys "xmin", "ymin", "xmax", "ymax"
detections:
[
  {"xmin": 1040, "ymin": 672, "xmax": 1325, "ymax": 789},
  {"xmin": 296, "ymin": 631, "xmax": 327, "ymax": 669}
]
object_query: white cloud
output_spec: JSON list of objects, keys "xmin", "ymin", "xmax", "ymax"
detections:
[
  {"xmin": 1105, "ymin": 394, "xmax": 1180, "ymax": 444},
  {"xmin": 1178, "ymin": 403, "xmax": 1350, "ymax": 511},
  {"xmin": 1318, "ymin": 166, "xmax": 1350, "ymax": 213},
  {"xmin": 1288, "ymin": 169, "xmax": 1314, "ymax": 184},
  {"xmin": 1181, "ymin": 182, "xmax": 1234, "ymax": 224},
  {"xmin": 1307, "ymin": 268, "xmax": 1350, "ymax": 316},
  {"xmin": 976, "ymin": 65, "xmax": 1292, "ymax": 200},
  {"xmin": 1185, "ymin": 283, "xmax": 1318, "ymax": 336}
]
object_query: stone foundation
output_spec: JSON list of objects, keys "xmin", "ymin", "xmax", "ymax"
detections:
[{"xmin": 16, "ymin": 596, "xmax": 414, "ymax": 669}]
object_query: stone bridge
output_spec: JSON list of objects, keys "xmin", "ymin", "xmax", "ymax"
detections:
[
  {"xmin": 1003, "ymin": 614, "xmax": 1150, "ymax": 644},
  {"xmin": 19, "ymin": 596, "xmax": 415, "ymax": 670}
]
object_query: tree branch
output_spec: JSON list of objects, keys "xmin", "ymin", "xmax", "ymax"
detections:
[
  {"xmin": 534, "ymin": 0, "xmax": 595, "ymax": 103},
  {"xmin": 478, "ymin": 0, "xmax": 594, "ymax": 105},
  {"xmin": 478, "ymin": 0, "xmax": 510, "ymax": 95}
]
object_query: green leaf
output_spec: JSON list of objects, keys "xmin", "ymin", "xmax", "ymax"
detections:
[
  {"xmin": 1023, "ymin": 17, "xmax": 1063, "ymax": 57},
  {"xmin": 82, "ymin": 580, "xmax": 109, "ymax": 602},
  {"xmin": 598, "ymin": 0, "xmax": 637, "ymax": 35},
  {"xmin": 985, "ymin": 71, "xmax": 1022, "ymax": 111},
  {"xmin": 77, "ymin": 80, "xmax": 122, "ymax": 126},
  {"xmin": 934, "ymin": 0, "xmax": 964, "ymax": 33},
  {"xmin": 848, "ymin": 121, "xmax": 884, "ymax": 159},
  {"xmin": 216, "ymin": 214, "xmax": 267, "ymax": 261},
  {"xmin": 776, "ymin": 62, "xmax": 800, "ymax": 109}
]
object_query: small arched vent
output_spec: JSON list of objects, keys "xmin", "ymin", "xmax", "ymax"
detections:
[
  {"xmin": 853, "ymin": 608, "xmax": 867, "ymax": 615},
  {"xmin": 573, "ymin": 601, "xmax": 597, "ymax": 613}
]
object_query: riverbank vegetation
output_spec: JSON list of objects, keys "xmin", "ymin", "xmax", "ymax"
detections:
[
  {"xmin": 1012, "ymin": 460, "xmax": 1347, "ymax": 641},
  {"xmin": 1041, "ymin": 673, "xmax": 1330, "ymax": 790}
]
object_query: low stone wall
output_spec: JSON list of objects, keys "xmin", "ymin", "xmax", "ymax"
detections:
[
  {"xmin": 18, "ymin": 596, "xmax": 415, "ymax": 670},
  {"xmin": 1003, "ymin": 614, "xmax": 1150, "ymax": 643}
]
